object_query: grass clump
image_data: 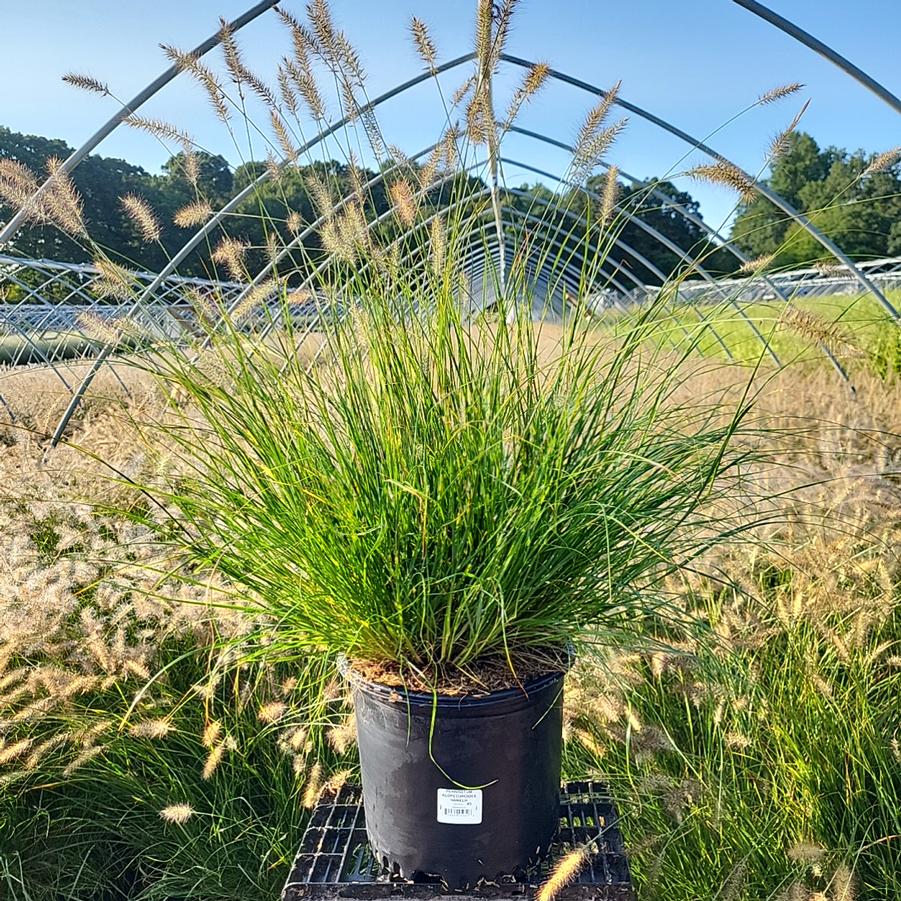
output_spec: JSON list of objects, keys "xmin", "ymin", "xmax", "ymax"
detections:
[
  {"xmin": 564, "ymin": 503, "xmax": 901, "ymax": 897},
  {"xmin": 130, "ymin": 263, "xmax": 762, "ymax": 687}
]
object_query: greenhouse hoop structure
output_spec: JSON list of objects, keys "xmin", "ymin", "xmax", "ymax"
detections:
[{"xmin": 1, "ymin": 0, "xmax": 899, "ymax": 443}]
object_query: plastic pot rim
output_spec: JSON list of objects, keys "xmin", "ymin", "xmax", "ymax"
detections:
[{"xmin": 336, "ymin": 652, "xmax": 571, "ymax": 711}]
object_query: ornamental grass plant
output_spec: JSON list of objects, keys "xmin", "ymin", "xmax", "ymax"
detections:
[
  {"xmin": 124, "ymin": 251, "xmax": 763, "ymax": 690},
  {"xmin": 2, "ymin": 364, "xmax": 898, "ymax": 898},
  {"xmin": 31, "ymin": 0, "xmax": 806, "ymax": 692},
  {"xmin": 2, "ymin": 0, "xmax": 900, "ymax": 895}
]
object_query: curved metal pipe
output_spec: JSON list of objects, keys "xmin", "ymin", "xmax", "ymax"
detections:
[
  {"xmin": 501, "ymin": 187, "xmax": 729, "ymax": 353},
  {"xmin": 151, "ymin": 50, "xmax": 900, "ymax": 324},
  {"xmin": 291, "ymin": 198, "xmax": 646, "ymax": 375},
  {"xmin": 449, "ymin": 207, "xmax": 631, "ymax": 300},
  {"xmin": 0, "ymin": 268, "xmax": 76, "ymax": 384},
  {"xmin": 0, "ymin": 0, "xmax": 280, "ymax": 248},
  {"xmin": 501, "ymin": 163, "xmax": 765, "ymax": 363},
  {"xmin": 733, "ymin": 0, "xmax": 901, "ymax": 115},
  {"xmin": 265, "ymin": 167, "xmax": 673, "ymax": 340},
  {"xmin": 360, "ymin": 166, "xmax": 745, "ymax": 359},
  {"xmin": 499, "ymin": 52, "xmax": 900, "ymax": 320},
  {"xmin": 234, "ymin": 136, "xmax": 713, "ymax": 341},
  {"xmin": 2, "ymin": 270, "xmax": 131, "ymax": 396},
  {"xmin": 126, "ymin": 53, "xmax": 479, "ymax": 327},
  {"xmin": 504, "ymin": 128, "xmax": 849, "ymax": 381},
  {"xmin": 394, "ymin": 191, "xmax": 728, "ymax": 356},
  {"xmin": 49, "ymin": 46, "xmax": 884, "ymax": 438}
]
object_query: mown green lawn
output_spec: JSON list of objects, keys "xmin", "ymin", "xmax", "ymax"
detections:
[{"xmin": 600, "ymin": 289, "xmax": 901, "ymax": 377}]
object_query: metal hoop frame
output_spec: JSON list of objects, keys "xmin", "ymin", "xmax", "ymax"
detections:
[{"xmin": 0, "ymin": 0, "xmax": 897, "ymax": 437}]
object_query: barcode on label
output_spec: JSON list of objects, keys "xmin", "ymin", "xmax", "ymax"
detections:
[{"xmin": 437, "ymin": 788, "xmax": 483, "ymax": 824}]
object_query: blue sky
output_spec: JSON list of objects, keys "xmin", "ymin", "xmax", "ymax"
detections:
[{"xmin": 1, "ymin": 0, "xmax": 898, "ymax": 231}]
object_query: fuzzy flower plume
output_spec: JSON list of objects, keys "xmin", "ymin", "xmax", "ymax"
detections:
[
  {"xmin": 62, "ymin": 73, "xmax": 110, "ymax": 96},
  {"xmin": 327, "ymin": 713, "xmax": 356, "ymax": 755},
  {"xmin": 160, "ymin": 803, "xmax": 195, "ymax": 824},
  {"xmin": 388, "ymin": 179, "xmax": 417, "ymax": 227},
  {"xmin": 174, "ymin": 200, "xmax": 212, "ymax": 229},
  {"xmin": 757, "ymin": 82, "xmax": 804, "ymax": 105},
  {"xmin": 410, "ymin": 17, "xmax": 437, "ymax": 73},
  {"xmin": 231, "ymin": 277, "xmax": 279, "ymax": 323},
  {"xmin": 505, "ymin": 62, "xmax": 551, "ymax": 125},
  {"xmin": 160, "ymin": 43, "xmax": 229, "ymax": 122},
  {"xmin": 218, "ymin": 17, "xmax": 277, "ymax": 107},
  {"xmin": 44, "ymin": 158, "xmax": 87, "ymax": 237},
  {"xmin": 128, "ymin": 718, "xmax": 173, "ymax": 740},
  {"xmin": 572, "ymin": 83, "xmax": 627, "ymax": 179},
  {"xmin": 201, "ymin": 721, "xmax": 222, "ymax": 749},
  {"xmin": 302, "ymin": 762, "xmax": 324, "ymax": 808},
  {"xmin": 687, "ymin": 161, "xmax": 757, "ymax": 204},
  {"xmin": 0, "ymin": 159, "xmax": 39, "ymax": 212},
  {"xmin": 778, "ymin": 306, "xmax": 857, "ymax": 354},
  {"xmin": 770, "ymin": 100, "xmax": 810, "ymax": 162},
  {"xmin": 258, "ymin": 701, "xmax": 287, "ymax": 724},
  {"xmin": 121, "ymin": 194, "xmax": 161, "ymax": 243},
  {"xmin": 738, "ymin": 253, "xmax": 777, "ymax": 274},
  {"xmin": 211, "ymin": 236, "xmax": 250, "ymax": 282},
  {"xmin": 536, "ymin": 847, "xmax": 590, "ymax": 901},
  {"xmin": 124, "ymin": 115, "xmax": 192, "ymax": 146},
  {"xmin": 787, "ymin": 841, "xmax": 825, "ymax": 863},
  {"xmin": 93, "ymin": 258, "xmax": 135, "ymax": 300},
  {"xmin": 286, "ymin": 210, "xmax": 303, "ymax": 234},
  {"xmin": 863, "ymin": 146, "xmax": 901, "ymax": 176},
  {"xmin": 430, "ymin": 214, "xmax": 446, "ymax": 277},
  {"xmin": 0, "ymin": 738, "xmax": 33, "ymax": 765},
  {"xmin": 599, "ymin": 165, "xmax": 620, "ymax": 227},
  {"xmin": 831, "ymin": 865, "xmax": 856, "ymax": 901},
  {"xmin": 202, "ymin": 741, "xmax": 226, "ymax": 780}
]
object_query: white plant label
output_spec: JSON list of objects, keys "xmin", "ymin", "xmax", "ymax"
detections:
[{"xmin": 436, "ymin": 788, "xmax": 483, "ymax": 824}]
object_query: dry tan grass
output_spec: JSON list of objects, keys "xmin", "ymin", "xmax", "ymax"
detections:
[{"xmin": 0, "ymin": 330, "xmax": 330, "ymax": 438}]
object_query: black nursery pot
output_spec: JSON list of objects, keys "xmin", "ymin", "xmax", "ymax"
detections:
[{"xmin": 342, "ymin": 661, "xmax": 566, "ymax": 889}]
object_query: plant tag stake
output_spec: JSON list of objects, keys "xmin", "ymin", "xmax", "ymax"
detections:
[{"xmin": 437, "ymin": 788, "xmax": 483, "ymax": 824}]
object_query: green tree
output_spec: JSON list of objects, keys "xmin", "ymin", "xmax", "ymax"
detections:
[
  {"xmin": 730, "ymin": 132, "xmax": 901, "ymax": 266},
  {"xmin": 2, "ymin": 122, "xmax": 792, "ymax": 288},
  {"xmin": 1, "ymin": 126, "xmax": 149, "ymax": 264}
]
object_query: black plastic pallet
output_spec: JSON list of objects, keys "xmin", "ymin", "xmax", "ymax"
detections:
[{"xmin": 282, "ymin": 781, "xmax": 634, "ymax": 899}]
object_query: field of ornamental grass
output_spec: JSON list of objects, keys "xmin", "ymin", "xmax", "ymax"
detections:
[{"xmin": 0, "ymin": 322, "xmax": 899, "ymax": 901}]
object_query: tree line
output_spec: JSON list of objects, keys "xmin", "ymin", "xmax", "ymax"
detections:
[
  {"xmin": 730, "ymin": 132, "xmax": 901, "ymax": 266},
  {"xmin": 2, "ymin": 124, "xmax": 899, "ymax": 288}
]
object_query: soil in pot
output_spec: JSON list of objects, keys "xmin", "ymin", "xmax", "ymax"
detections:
[{"xmin": 343, "ymin": 657, "xmax": 567, "ymax": 889}]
